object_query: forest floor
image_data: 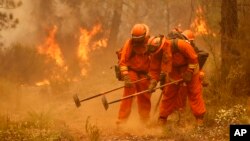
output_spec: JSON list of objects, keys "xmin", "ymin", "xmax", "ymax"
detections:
[
  {"xmin": 0, "ymin": 85, "xmax": 202, "ymax": 141},
  {"xmin": 0, "ymin": 76, "xmax": 249, "ymax": 141}
]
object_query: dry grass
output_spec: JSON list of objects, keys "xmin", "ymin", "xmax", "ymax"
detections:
[
  {"xmin": 85, "ymin": 117, "xmax": 101, "ymax": 141},
  {"xmin": 0, "ymin": 112, "xmax": 74, "ymax": 141}
]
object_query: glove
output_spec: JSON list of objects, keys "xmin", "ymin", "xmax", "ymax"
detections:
[
  {"xmin": 183, "ymin": 69, "xmax": 193, "ymax": 82},
  {"xmin": 123, "ymin": 74, "xmax": 132, "ymax": 87},
  {"xmin": 148, "ymin": 79, "xmax": 157, "ymax": 93}
]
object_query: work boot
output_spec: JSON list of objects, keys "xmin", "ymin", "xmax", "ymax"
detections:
[{"xmin": 157, "ymin": 116, "xmax": 167, "ymax": 127}]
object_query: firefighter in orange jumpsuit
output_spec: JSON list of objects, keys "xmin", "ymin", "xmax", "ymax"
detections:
[
  {"xmin": 117, "ymin": 23, "xmax": 151, "ymax": 125},
  {"xmin": 147, "ymin": 35, "xmax": 206, "ymax": 126},
  {"xmin": 176, "ymin": 30, "xmax": 209, "ymax": 114},
  {"xmin": 182, "ymin": 30, "xmax": 208, "ymax": 87}
]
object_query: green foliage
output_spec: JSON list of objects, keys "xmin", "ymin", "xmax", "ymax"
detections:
[{"xmin": 85, "ymin": 117, "xmax": 101, "ymax": 141}]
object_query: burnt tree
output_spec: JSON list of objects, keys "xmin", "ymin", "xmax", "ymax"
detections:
[{"xmin": 107, "ymin": 0, "xmax": 123, "ymax": 50}]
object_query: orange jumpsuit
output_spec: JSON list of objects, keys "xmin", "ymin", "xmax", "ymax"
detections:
[
  {"xmin": 149, "ymin": 38, "xmax": 206, "ymax": 120},
  {"xmin": 176, "ymin": 43, "xmax": 208, "ymax": 112},
  {"xmin": 118, "ymin": 39, "xmax": 151, "ymax": 122}
]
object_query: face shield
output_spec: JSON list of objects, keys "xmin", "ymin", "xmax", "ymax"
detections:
[{"xmin": 131, "ymin": 34, "xmax": 146, "ymax": 45}]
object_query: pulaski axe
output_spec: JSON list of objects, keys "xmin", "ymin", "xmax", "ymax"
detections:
[
  {"xmin": 102, "ymin": 79, "xmax": 183, "ymax": 110},
  {"xmin": 73, "ymin": 78, "xmax": 148, "ymax": 108}
]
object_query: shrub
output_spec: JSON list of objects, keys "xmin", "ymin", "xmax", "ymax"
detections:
[{"xmin": 85, "ymin": 117, "xmax": 101, "ymax": 141}]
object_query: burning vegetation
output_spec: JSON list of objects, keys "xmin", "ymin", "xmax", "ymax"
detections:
[
  {"xmin": 191, "ymin": 5, "xmax": 209, "ymax": 35},
  {"xmin": 32, "ymin": 23, "xmax": 108, "ymax": 87}
]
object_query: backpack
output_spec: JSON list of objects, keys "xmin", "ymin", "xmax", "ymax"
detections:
[
  {"xmin": 167, "ymin": 31, "xmax": 209, "ymax": 69},
  {"xmin": 172, "ymin": 39, "xmax": 209, "ymax": 69}
]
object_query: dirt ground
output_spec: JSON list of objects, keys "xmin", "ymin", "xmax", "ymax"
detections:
[{"xmin": 0, "ymin": 75, "xmax": 198, "ymax": 141}]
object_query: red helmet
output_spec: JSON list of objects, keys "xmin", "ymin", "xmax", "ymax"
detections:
[
  {"xmin": 182, "ymin": 30, "xmax": 195, "ymax": 41},
  {"xmin": 131, "ymin": 24, "xmax": 149, "ymax": 43},
  {"xmin": 147, "ymin": 36, "xmax": 162, "ymax": 53}
]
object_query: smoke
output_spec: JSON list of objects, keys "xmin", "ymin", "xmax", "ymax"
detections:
[
  {"xmin": 1, "ymin": 0, "xmax": 85, "ymax": 49},
  {"xmin": 2, "ymin": 0, "xmax": 196, "ymax": 46}
]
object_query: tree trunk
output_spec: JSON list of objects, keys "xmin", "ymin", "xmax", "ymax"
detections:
[
  {"xmin": 221, "ymin": 0, "xmax": 239, "ymax": 79},
  {"xmin": 107, "ymin": 0, "xmax": 123, "ymax": 51},
  {"xmin": 165, "ymin": 0, "xmax": 170, "ymax": 32}
]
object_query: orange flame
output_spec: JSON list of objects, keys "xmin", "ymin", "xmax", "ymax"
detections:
[
  {"xmin": 191, "ymin": 6, "xmax": 209, "ymax": 35},
  {"xmin": 38, "ymin": 26, "xmax": 65, "ymax": 66},
  {"xmin": 77, "ymin": 23, "xmax": 107, "ymax": 76},
  {"xmin": 92, "ymin": 38, "xmax": 108, "ymax": 50}
]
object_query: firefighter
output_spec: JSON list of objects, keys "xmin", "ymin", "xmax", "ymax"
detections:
[
  {"xmin": 173, "ymin": 30, "xmax": 209, "ymax": 126},
  {"xmin": 181, "ymin": 30, "xmax": 209, "ymax": 87},
  {"xmin": 147, "ymin": 35, "xmax": 206, "ymax": 127},
  {"xmin": 117, "ymin": 23, "xmax": 151, "ymax": 126}
]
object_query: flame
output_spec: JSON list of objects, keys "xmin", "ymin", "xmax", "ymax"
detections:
[
  {"xmin": 38, "ymin": 25, "xmax": 65, "ymax": 66},
  {"xmin": 191, "ymin": 6, "xmax": 209, "ymax": 35},
  {"xmin": 77, "ymin": 23, "xmax": 107, "ymax": 76},
  {"xmin": 36, "ymin": 23, "xmax": 107, "ymax": 80},
  {"xmin": 92, "ymin": 38, "xmax": 108, "ymax": 50}
]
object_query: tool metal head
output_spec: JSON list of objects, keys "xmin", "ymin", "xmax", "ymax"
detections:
[
  {"xmin": 73, "ymin": 94, "xmax": 81, "ymax": 108},
  {"xmin": 101, "ymin": 96, "xmax": 109, "ymax": 110}
]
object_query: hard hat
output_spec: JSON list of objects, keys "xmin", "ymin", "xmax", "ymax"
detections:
[
  {"xmin": 147, "ymin": 36, "xmax": 162, "ymax": 53},
  {"xmin": 182, "ymin": 30, "xmax": 195, "ymax": 41},
  {"xmin": 131, "ymin": 24, "xmax": 149, "ymax": 42}
]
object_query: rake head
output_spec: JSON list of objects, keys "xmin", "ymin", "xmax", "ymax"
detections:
[
  {"xmin": 73, "ymin": 94, "xmax": 81, "ymax": 108},
  {"xmin": 102, "ymin": 96, "xmax": 109, "ymax": 110}
]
